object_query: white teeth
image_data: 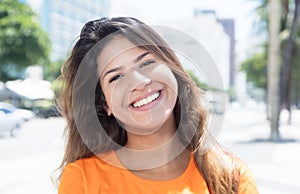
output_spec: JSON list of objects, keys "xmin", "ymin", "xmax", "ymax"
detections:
[{"xmin": 132, "ymin": 92, "xmax": 160, "ymax": 108}]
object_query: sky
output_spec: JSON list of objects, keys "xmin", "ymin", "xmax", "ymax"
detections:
[{"xmin": 110, "ymin": 0, "xmax": 261, "ymax": 63}]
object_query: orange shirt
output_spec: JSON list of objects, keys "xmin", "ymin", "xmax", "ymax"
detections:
[{"xmin": 58, "ymin": 151, "xmax": 258, "ymax": 194}]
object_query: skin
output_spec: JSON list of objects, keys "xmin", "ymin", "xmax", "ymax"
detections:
[
  {"xmin": 97, "ymin": 37, "xmax": 190, "ymax": 180},
  {"xmin": 98, "ymin": 36, "xmax": 178, "ymax": 142}
]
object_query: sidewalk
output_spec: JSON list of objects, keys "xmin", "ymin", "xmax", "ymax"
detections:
[
  {"xmin": 1, "ymin": 105, "xmax": 299, "ymax": 194},
  {"xmin": 218, "ymin": 104, "xmax": 300, "ymax": 194}
]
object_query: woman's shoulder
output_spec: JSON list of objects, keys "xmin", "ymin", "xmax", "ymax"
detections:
[
  {"xmin": 60, "ymin": 151, "xmax": 118, "ymax": 183},
  {"xmin": 60, "ymin": 150, "xmax": 119, "ymax": 184},
  {"xmin": 66, "ymin": 150, "xmax": 118, "ymax": 172},
  {"xmin": 228, "ymin": 153, "xmax": 259, "ymax": 194},
  {"xmin": 58, "ymin": 150, "xmax": 120, "ymax": 194}
]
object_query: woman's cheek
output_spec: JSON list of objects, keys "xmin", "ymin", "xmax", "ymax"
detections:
[
  {"xmin": 110, "ymin": 83, "xmax": 127, "ymax": 107},
  {"xmin": 152, "ymin": 66, "xmax": 178, "ymax": 93}
]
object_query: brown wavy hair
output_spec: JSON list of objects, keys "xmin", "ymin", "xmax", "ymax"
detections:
[{"xmin": 57, "ymin": 17, "xmax": 240, "ymax": 193}]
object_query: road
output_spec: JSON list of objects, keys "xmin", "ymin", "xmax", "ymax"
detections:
[
  {"xmin": 0, "ymin": 117, "xmax": 65, "ymax": 194},
  {"xmin": 0, "ymin": 105, "xmax": 299, "ymax": 194},
  {"xmin": 219, "ymin": 106, "xmax": 300, "ymax": 194}
]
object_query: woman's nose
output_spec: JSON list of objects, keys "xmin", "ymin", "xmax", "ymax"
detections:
[{"xmin": 129, "ymin": 70, "xmax": 152, "ymax": 91}]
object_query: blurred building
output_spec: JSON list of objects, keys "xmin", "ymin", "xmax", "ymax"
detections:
[
  {"xmin": 159, "ymin": 10, "xmax": 233, "ymax": 90},
  {"xmin": 218, "ymin": 18, "xmax": 235, "ymax": 88},
  {"xmin": 20, "ymin": 0, "xmax": 110, "ymax": 61}
]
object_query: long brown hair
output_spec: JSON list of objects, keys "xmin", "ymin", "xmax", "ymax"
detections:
[{"xmin": 58, "ymin": 17, "xmax": 240, "ymax": 193}]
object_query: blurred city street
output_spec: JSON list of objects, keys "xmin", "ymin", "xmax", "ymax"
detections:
[
  {"xmin": 0, "ymin": 103, "xmax": 299, "ymax": 194},
  {"xmin": 220, "ymin": 104, "xmax": 300, "ymax": 194},
  {"xmin": 0, "ymin": 117, "xmax": 65, "ymax": 194},
  {"xmin": 1, "ymin": 0, "xmax": 299, "ymax": 194}
]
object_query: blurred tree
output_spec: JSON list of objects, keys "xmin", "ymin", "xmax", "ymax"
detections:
[
  {"xmin": 44, "ymin": 59, "xmax": 65, "ymax": 82},
  {"xmin": 280, "ymin": 0, "xmax": 300, "ymax": 124},
  {"xmin": 241, "ymin": 52, "xmax": 267, "ymax": 90},
  {"xmin": 243, "ymin": 0, "xmax": 300, "ymax": 126},
  {"xmin": 242, "ymin": 0, "xmax": 300, "ymax": 141},
  {"xmin": 0, "ymin": 0, "xmax": 51, "ymax": 81},
  {"xmin": 268, "ymin": 0, "xmax": 281, "ymax": 140},
  {"xmin": 44, "ymin": 59, "xmax": 64, "ymax": 100},
  {"xmin": 253, "ymin": 0, "xmax": 289, "ymax": 35},
  {"xmin": 185, "ymin": 70, "xmax": 210, "ymax": 91},
  {"xmin": 290, "ymin": 30, "xmax": 300, "ymax": 109}
]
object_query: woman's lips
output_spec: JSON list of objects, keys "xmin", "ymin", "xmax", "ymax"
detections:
[{"xmin": 130, "ymin": 90, "xmax": 163, "ymax": 111}]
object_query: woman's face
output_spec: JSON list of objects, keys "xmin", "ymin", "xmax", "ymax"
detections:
[{"xmin": 98, "ymin": 37, "xmax": 178, "ymax": 135}]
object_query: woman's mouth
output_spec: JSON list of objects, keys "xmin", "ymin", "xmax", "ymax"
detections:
[{"xmin": 131, "ymin": 91, "xmax": 161, "ymax": 108}]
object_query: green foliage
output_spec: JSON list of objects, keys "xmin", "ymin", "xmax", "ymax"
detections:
[
  {"xmin": 247, "ymin": 0, "xmax": 300, "ymax": 107},
  {"xmin": 0, "ymin": 0, "xmax": 51, "ymax": 81},
  {"xmin": 185, "ymin": 70, "xmax": 210, "ymax": 91},
  {"xmin": 240, "ymin": 52, "xmax": 267, "ymax": 89},
  {"xmin": 253, "ymin": 0, "xmax": 268, "ymax": 35},
  {"xmin": 44, "ymin": 59, "xmax": 65, "ymax": 82},
  {"xmin": 226, "ymin": 87, "xmax": 237, "ymax": 102},
  {"xmin": 291, "ymin": 39, "xmax": 300, "ymax": 105},
  {"xmin": 51, "ymin": 78, "xmax": 63, "ymax": 98},
  {"xmin": 44, "ymin": 59, "xmax": 65, "ymax": 100},
  {"xmin": 253, "ymin": 0, "xmax": 289, "ymax": 35}
]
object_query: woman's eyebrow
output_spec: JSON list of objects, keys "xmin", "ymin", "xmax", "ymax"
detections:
[
  {"xmin": 103, "ymin": 52, "xmax": 150, "ymax": 79},
  {"xmin": 134, "ymin": 52, "xmax": 149, "ymax": 63},
  {"xmin": 103, "ymin": 66, "xmax": 122, "ymax": 79}
]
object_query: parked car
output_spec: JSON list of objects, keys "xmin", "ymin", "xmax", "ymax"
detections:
[
  {"xmin": 0, "ymin": 102, "xmax": 35, "ymax": 121},
  {"xmin": 30, "ymin": 99, "xmax": 61, "ymax": 118},
  {"xmin": 0, "ymin": 102, "xmax": 35, "ymax": 137},
  {"xmin": 34, "ymin": 105, "xmax": 61, "ymax": 118}
]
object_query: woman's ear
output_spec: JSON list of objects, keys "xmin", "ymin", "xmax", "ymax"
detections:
[
  {"xmin": 101, "ymin": 98, "xmax": 112, "ymax": 116},
  {"xmin": 107, "ymin": 109, "xmax": 112, "ymax": 116},
  {"xmin": 104, "ymin": 105, "xmax": 112, "ymax": 116}
]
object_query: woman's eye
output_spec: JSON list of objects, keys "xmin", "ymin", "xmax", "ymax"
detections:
[
  {"xmin": 109, "ymin": 74, "xmax": 123, "ymax": 83},
  {"xmin": 140, "ymin": 60, "xmax": 156, "ymax": 68}
]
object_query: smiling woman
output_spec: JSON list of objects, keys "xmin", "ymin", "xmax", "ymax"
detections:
[
  {"xmin": 98, "ymin": 37, "xmax": 178, "ymax": 133},
  {"xmin": 57, "ymin": 17, "xmax": 258, "ymax": 194}
]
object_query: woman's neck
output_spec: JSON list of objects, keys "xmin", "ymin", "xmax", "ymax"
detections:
[
  {"xmin": 125, "ymin": 113, "xmax": 177, "ymax": 150},
  {"xmin": 116, "ymin": 113, "xmax": 188, "ymax": 171}
]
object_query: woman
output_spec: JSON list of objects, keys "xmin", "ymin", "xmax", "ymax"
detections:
[{"xmin": 57, "ymin": 17, "xmax": 258, "ymax": 194}]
